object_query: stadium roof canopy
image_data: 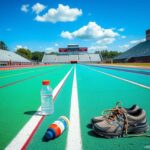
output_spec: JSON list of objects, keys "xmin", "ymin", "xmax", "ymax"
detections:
[
  {"xmin": 114, "ymin": 40, "xmax": 150, "ymax": 60},
  {"xmin": 0, "ymin": 49, "xmax": 30, "ymax": 62}
]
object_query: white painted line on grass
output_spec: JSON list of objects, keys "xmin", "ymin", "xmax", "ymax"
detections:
[
  {"xmin": 5, "ymin": 67, "xmax": 73, "ymax": 150},
  {"xmin": 84, "ymin": 65, "xmax": 150, "ymax": 90},
  {"xmin": 66, "ymin": 65, "xmax": 82, "ymax": 150}
]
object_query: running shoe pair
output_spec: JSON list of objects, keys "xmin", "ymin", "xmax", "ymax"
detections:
[{"xmin": 91, "ymin": 102, "xmax": 149, "ymax": 138}]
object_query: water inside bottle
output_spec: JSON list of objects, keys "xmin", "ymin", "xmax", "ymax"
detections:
[{"xmin": 41, "ymin": 94, "xmax": 54, "ymax": 115}]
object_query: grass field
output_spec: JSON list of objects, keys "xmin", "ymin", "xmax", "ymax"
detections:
[{"xmin": 0, "ymin": 64, "xmax": 150, "ymax": 150}]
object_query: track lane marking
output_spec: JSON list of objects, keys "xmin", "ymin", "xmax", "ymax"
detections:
[
  {"xmin": 0, "ymin": 70, "xmax": 35, "ymax": 79},
  {"xmin": 0, "ymin": 65, "xmax": 61, "ymax": 79},
  {"xmin": 66, "ymin": 65, "xmax": 82, "ymax": 150},
  {"xmin": 0, "ymin": 67, "xmax": 64, "ymax": 88},
  {"xmin": 83, "ymin": 65, "xmax": 150, "ymax": 90},
  {"xmin": 5, "ymin": 67, "xmax": 73, "ymax": 150}
]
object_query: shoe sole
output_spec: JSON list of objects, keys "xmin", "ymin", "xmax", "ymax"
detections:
[{"xmin": 93, "ymin": 123, "xmax": 149, "ymax": 138}]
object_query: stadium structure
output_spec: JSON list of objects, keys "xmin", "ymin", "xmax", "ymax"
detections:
[
  {"xmin": 114, "ymin": 29, "xmax": 150, "ymax": 62},
  {"xmin": 0, "ymin": 49, "xmax": 31, "ymax": 65},
  {"xmin": 42, "ymin": 44, "xmax": 102, "ymax": 64}
]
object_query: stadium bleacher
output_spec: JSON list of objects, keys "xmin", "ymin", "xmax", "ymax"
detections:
[
  {"xmin": 42, "ymin": 54, "xmax": 101, "ymax": 64},
  {"xmin": 89, "ymin": 54, "xmax": 102, "ymax": 62},
  {"xmin": 68, "ymin": 55, "xmax": 79, "ymax": 62},
  {"xmin": 114, "ymin": 40, "xmax": 150, "ymax": 62},
  {"xmin": 114, "ymin": 30, "xmax": 150, "ymax": 62},
  {"xmin": 42, "ymin": 44, "xmax": 102, "ymax": 64},
  {"xmin": 78, "ymin": 54, "xmax": 90, "ymax": 62},
  {"xmin": 57, "ymin": 55, "xmax": 68, "ymax": 63},
  {"xmin": 42, "ymin": 55, "xmax": 57, "ymax": 63},
  {"xmin": 0, "ymin": 49, "xmax": 31, "ymax": 65}
]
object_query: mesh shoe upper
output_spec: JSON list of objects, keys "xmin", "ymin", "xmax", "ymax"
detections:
[
  {"xmin": 93, "ymin": 108, "xmax": 149, "ymax": 137},
  {"xmin": 91, "ymin": 103, "xmax": 139, "ymax": 124}
]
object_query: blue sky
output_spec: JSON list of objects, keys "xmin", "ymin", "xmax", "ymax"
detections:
[{"xmin": 0, "ymin": 0, "xmax": 150, "ymax": 53}]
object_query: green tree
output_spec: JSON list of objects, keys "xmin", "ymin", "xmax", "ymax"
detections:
[
  {"xmin": 32, "ymin": 51, "xmax": 44, "ymax": 62},
  {"xmin": 95, "ymin": 50, "xmax": 122, "ymax": 59},
  {"xmin": 16, "ymin": 48, "xmax": 32, "ymax": 60},
  {"xmin": 0, "ymin": 41, "xmax": 8, "ymax": 50}
]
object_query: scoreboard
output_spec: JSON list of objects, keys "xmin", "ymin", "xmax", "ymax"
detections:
[{"xmin": 59, "ymin": 45, "xmax": 88, "ymax": 53}]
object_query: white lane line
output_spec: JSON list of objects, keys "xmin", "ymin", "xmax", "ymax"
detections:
[
  {"xmin": 66, "ymin": 65, "xmax": 82, "ymax": 150},
  {"xmin": 5, "ymin": 67, "xmax": 73, "ymax": 150},
  {"xmin": 84, "ymin": 65, "xmax": 150, "ymax": 90}
]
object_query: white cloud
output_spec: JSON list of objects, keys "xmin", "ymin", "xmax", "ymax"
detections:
[
  {"xmin": 45, "ymin": 47, "xmax": 54, "ymax": 51},
  {"xmin": 45, "ymin": 47, "xmax": 56, "ymax": 53},
  {"xmin": 32, "ymin": 3, "xmax": 46, "ymax": 14},
  {"xmin": 16, "ymin": 45, "xmax": 28, "ymax": 50},
  {"xmin": 35, "ymin": 4, "xmax": 82, "ymax": 23},
  {"xmin": 61, "ymin": 22, "xmax": 119, "ymax": 40},
  {"xmin": 96, "ymin": 38, "xmax": 115, "ymax": 45},
  {"xmin": 21, "ymin": 4, "xmax": 29, "ymax": 13},
  {"xmin": 61, "ymin": 31, "xmax": 74, "ymax": 39},
  {"xmin": 89, "ymin": 45, "xmax": 108, "ymax": 52},
  {"xmin": 130, "ymin": 39, "xmax": 145, "ymax": 44},
  {"xmin": 121, "ymin": 36, "xmax": 126, "ymax": 39},
  {"xmin": 118, "ymin": 28, "xmax": 125, "ymax": 32},
  {"xmin": 119, "ymin": 38, "xmax": 145, "ymax": 51}
]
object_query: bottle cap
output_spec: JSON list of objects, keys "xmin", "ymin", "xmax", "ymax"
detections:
[{"xmin": 42, "ymin": 80, "xmax": 50, "ymax": 85}]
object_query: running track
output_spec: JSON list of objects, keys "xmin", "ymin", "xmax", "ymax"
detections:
[{"xmin": 0, "ymin": 64, "xmax": 150, "ymax": 150}]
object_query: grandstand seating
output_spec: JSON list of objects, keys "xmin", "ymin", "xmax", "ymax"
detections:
[
  {"xmin": 57, "ymin": 55, "xmax": 68, "ymax": 63},
  {"xmin": 68, "ymin": 55, "xmax": 79, "ymax": 61},
  {"xmin": 42, "ymin": 54, "xmax": 101, "ymax": 63},
  {"xmin": 89, "ymin": 54, "xmax": 101, "ymax": 62},
  {"xmin": 42, "ymin": 55, "xmax": 57, "ymax": 63},
  {"xmin": 78, "ymin": 54, "xmax": 90, "ymax": 62},
  {"xmin": 114, "ymin": 40, "xmax": 150, "ymax": 62},
  {"xmin": 0, "ymin": 49, "xmax": 30, "ymax": 65}
]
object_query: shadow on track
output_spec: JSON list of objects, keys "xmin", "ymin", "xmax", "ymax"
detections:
[{"xmin": 24, "ymin": 110, "xmax": 42, "ymax": 116}]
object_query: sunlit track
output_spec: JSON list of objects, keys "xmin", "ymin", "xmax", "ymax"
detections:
[
  {"xmin": 0, "ymin": 65, "xmax": 62, "ymax": 79},
  {"xmin": 0, "ymin": 70, "xmax": 35, "ymax": 79},
  {"xmin": 0, "ymin": 65, "xmax": 60, "ymax": 76},
  {"xmin": 5, "ymin": 67, "xmax": 73, "ymax": 150},
  {"xmin": 0, "ymin": 64, "xmax": 58, "ymax": 78},
  {"xmin": 0, "ymin": 67, "xmax": 64, "ymax": 88},
  {"xmin": 82, "ymin": 65, "xmax": 150, "ymax": 90},
  {"xmin": 66, "ymin": 65, "xmax": 82, "ymax": 150},
  {"xmin": 90, "ymin": 65, "xmax": 150, "ymax": 76},
  {"xmin": 1, "ymin": 64, "xmax": 150, "ymax": 150}
]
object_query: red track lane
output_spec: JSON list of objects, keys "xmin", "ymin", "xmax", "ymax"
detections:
[{"xmin": 0, "ymin": 64, "xmax": 54, "ymax": 71}]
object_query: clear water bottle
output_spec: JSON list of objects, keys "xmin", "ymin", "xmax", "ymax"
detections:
[{"xmin": 40, "ymin": 80, "xmax": 54, "ymax": 115}]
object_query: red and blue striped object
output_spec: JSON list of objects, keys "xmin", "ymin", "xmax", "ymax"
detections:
[{"xmin": 43, "ymin": 116, "xmax": 70, "ymax": 141}]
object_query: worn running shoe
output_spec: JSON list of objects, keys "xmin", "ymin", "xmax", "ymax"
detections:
[
  {"xmin": 93, "ymin": 108, "xmax": 149, "ymax": 138},
  {"xmin": 91, "ymin": 102, "xmax": 139, "ymax": 124}
]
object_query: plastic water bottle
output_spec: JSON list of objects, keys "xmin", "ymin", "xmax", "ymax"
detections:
[
  {"xmin": 43, "ymin": 116, "xmax": 70, "ymax": 141},
  {"xmin": 40, "ymin": 80, "xmax": 54, "ymax": 115}
]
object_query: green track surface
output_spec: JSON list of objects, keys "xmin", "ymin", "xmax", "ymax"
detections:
[
  {"xmin": 77, "ymin": 64, "xmax": 150, "ymax": 150},
  {"xmin": 0, "ymin": 64, "xmax": 150, "ymax": 150},
  {"xmin": 90, "ymin": 65, "xmax": 150, "ymax": 87},
  {"xmin": 0, "ymin": 64, "xmax": 72, "ymax": 150},
  {"xmin": 27, "ymin": 67, "xmax": 74, "ymax": 150}
]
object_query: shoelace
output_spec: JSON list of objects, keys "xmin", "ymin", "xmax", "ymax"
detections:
[
  {"xmin": 102, "ymin": 102, "xmax": 150, "ymax": 137},
  {"xmin": 101, "ymin": 102, "xmax": 129, "ymax": 135}
]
